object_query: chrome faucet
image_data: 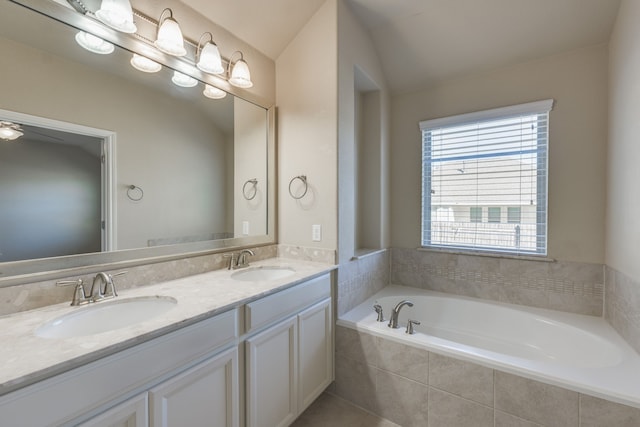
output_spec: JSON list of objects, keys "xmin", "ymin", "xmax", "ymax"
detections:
[
  {"xmin": 236, "ymin": 249, "xmax": 255, "ymax": 268},
  {"xmin": 225, "ymin": 249, "xmax": 255, "ymax": 270},
  {"xmin": 89, "ymin": 271, "xmax": 126, "ymax": 301},
  {"xmin": 388, "ymin": 300, "xmax": 414, "ymax": 329},
  {"xmin": 56, "ymin": 279, "xmax": 90, "ymax": 306}
]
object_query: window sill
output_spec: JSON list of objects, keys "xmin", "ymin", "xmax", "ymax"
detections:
[{"xmin": 417, "ymin": 246, "xmax": 556, "ymax": 263}]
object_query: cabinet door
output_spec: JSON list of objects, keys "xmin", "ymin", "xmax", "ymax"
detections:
[
  {"xmin": 149, "ymin": 347, "xmax": 239, "ymax": 427},
  {"xmin": 246, "ymin": 316, "xmax": 297, "ymax": 427},
  {"xmin": 78, "ymin": 393, "xmax": 148, "ymax": 427},
  {"xmin": 297, "ymin": 298, "xmax": 333, "ymax": 412}
]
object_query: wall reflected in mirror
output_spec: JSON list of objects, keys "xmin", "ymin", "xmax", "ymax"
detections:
[{"xmin": 0, "ymin": 0, "xmax": 268, "ymax": 264}]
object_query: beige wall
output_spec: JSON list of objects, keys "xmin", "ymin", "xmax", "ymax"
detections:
[
  {"xmin": 337, "ymin": 0, "xmax": 391, "ymax": 263},
  {"xmin": 391, "ymin": 44, "xmax": 609, "ymax": 264},
  {"xmin": 607, "ymin": 0, "xmax": 640, "ymax": 280},
  {"xmin": 276, "ymin": 0, "xmax": 338, "ymax": 251}
]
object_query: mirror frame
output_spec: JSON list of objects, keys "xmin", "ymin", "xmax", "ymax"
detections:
[{"xmin": 0, "ymin": 0, "xmax": 276, "ymax": 287}]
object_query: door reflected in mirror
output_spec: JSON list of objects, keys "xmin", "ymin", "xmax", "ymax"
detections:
[{"xmin": 0, "ymin": 1, "xmax": 268, "ymax": 265}]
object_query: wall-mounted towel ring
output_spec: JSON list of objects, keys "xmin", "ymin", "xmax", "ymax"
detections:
[
  {"xmin": 243, "ymin": 178, "xmax": 258, "ymax": 200},
  {"xmin": 126, "ymin": 185, "xmax": 144, "ymax": 201},
  {"xmin": 288, "ymin": 175, "xmax": 308, "ymax": 200}
]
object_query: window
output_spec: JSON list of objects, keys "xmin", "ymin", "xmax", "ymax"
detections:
[
  {"xmin": 507, "ymin": 207, "xmax": 521, "ymax": 224},
  {"xmin": 487, "ymin": 207, "xmax": 501, "ymax": 223},
  {"xmin": 420, "ymin": 99, "xmax": 553, "ymax": 255},
  {"xmin": 470, "ymin": 207, "xmax": 482, "ymax": 223}
]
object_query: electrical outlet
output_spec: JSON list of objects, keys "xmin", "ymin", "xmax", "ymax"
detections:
[
  {"xmin": 312, "ymin": 224, "xmax": 322, "ymax": 242},
  {"xmin": 242, "ymin": 221, "xmax": 249, "ymax": 236}
]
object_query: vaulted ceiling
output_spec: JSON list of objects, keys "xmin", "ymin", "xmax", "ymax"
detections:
[{"xmin": 180, "ymin": 0, "xmax": 622, "ymax": 94}]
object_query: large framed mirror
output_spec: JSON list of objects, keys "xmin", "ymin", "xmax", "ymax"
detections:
[{"xmin": 0, "ymin": 0, "xmax": 275, "ymax": 286}]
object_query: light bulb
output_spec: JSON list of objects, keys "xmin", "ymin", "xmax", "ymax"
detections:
[
  {"xmin": 75, "ymin": 32, "xmax": 114, "ymax": 55},
  {"xmin": 203, "ymin": 85, "xmax": 226, "ymax": 99},
  {"xmin": 172, "ymin": 71, "xmax": 198, "ymax": 88},
  {"xmin": 130, "ymin": 54, "xmax": 161, "ymax": 73},
  {"xmin": 95, "ymin": 0, "xmax": 137, "ymax": 34},
  {"xmin": 155, "ymin": 10, "xmax": 186, "ymax": 57}
]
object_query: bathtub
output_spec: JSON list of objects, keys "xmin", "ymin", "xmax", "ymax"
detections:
[{"xmin": 337, "ymin": 285, "xmax": 640, "ymax": 408}]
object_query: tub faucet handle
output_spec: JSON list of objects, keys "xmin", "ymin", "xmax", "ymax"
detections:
[
  {"xmin": 406, "ymin": 319, "xmax": 421, "ymax": 335},
  {"xmin": 373, "ymin": 304, "xmax": 384, "ymax": 322}
]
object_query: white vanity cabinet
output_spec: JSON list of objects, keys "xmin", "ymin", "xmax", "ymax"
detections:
[
  {"xmin": 0, "ymin": 270, "xmax": 334, "ymax": 427},
  {"xmin": 245, "ymin": 274, "xmax": 333, "ymax": 427},
  {"xmin": 0, "ymin": 309, "xmax": 238, "ymax": 427},
  {"xmin": 149, "ymin": 347, "xmax": 238, "ymax": 427}
]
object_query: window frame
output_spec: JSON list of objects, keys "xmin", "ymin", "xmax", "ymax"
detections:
[{"xmin": 420, "ymin": 99, "xmax": 553, "ymax": 256}]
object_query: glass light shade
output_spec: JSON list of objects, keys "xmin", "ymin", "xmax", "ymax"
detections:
[
  {"xmin": 75, "ymin": 32, "xmax": 114, "ymax": 55},
  {"xmin": 197, "ymin": 42, "xmax": 224, "ymax": 75},
  {"xmin": 203, "ymin": 85, "xmax": 227, "ymax": 99},
  {"xmin": 171, "ymin": 71, "xmax": 198, "ymax": 88},
  {"xmin": 95, "ymin": 0, "xmax": 137, "ymax": 34},
  {"xmin": 155, "ymin": 17, "xmax": 186, "ymax": 57},
  {"xmin": 229, "ymin": 58, "xmax": 253, "ymax": 88},
  {"xmin": 130, "ymin": 54, "xmax": 161, "ymax": 73},
  {"xmin": 0, "ymin": 122, "xmax": 23, "ymax": 141}
]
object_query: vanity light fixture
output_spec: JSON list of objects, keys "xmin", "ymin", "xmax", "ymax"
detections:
[
  {"xmin": 0, "ymin": 121, "xmax": 24, "ymax": 141},
  {"xmin": 130, "ymin": 54, "xmax": 162, "ymax": 73},
  {"xmin": 95, "ymin": 0, "xmax": 137, "ymax": 34},
  {"xmin": 154, "ymin": 8, "xmax": 186, "ymax": 57},
  {"xmin": 203, "ymin": 84, "xmax": 227, "ymax": 99},
  {"xmin": 75, "ymin": 31, "xmax": 115, "ymax": 55},
  {"xmin": 171, "ymin": 71, "xmax": 198, "ymax": 88},
  {"xmin": 227, "ymin": 51, "xmax": 253, "ymax": 88},
  {"xmin": 196, "ymin": 32, "xmax": 224, "ymax": 75}
]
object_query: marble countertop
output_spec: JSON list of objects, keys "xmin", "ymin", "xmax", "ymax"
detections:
[{"xmin": 0, "ymin": 258, "xmax": 335, "ymax": 396}]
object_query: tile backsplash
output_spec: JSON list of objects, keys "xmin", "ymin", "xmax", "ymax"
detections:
[
  {"xmin": 0, "ymin": 245, "xmax": 277, "ymax": 316},
  {"xmin": 390, "ymin": 248, "xmax": 604, "ymax": 316}
]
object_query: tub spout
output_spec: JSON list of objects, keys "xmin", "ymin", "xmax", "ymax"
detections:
[{"xmin": 388, "ymin": 300, "xmax": 414, "ymax": 329}]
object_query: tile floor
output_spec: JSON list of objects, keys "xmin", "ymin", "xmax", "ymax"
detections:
[{"xmin": 291, "ymin": 393, "xmax": 399, "ymax": 427}]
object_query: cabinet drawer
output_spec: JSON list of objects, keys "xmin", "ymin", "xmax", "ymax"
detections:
[{"xmin": 245, "ymin": 274, "xmax": 330, "ymax": 334}]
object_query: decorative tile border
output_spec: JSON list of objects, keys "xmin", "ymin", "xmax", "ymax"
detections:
[
  {"xmin": 390, "ymin": 248, "xmax": 604, "ymax": 315},
  {"xmin": 605, "ymin": 266, "xmax": 640, "ymax": 355}
]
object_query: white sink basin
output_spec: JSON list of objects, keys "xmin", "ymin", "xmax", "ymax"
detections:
[
  {"xmin": 231, "ymin": 266, "xmax": 295, "ymax": 282},
  {"xmin": 35, "ymin": 296, "xmax": 177, "ymax": 339}
]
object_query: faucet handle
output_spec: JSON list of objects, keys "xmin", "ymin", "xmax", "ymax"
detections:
[
  {"xmin": 56, "ymin": 279, "xmax": 89, "ymax": 306},
  {"xmin": 104, "ymin": 271, "xmax": 127, "ymax": 298},
  {"xmin": 406, "ymin": 319, "xmax": 421, "ymax": 335},
  {"xmin": 110, "ymin": 271, "xmax": 127, "ymax": 278},
  {"xmin": 223, "ymin": 253, "xmax": 237, "ymax": 270},
  {"xmin": 373, "ymin": 304, "xmax": 385, "ymax": 322}
]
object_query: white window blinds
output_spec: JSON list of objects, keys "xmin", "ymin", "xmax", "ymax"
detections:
[{"xmin": 420, "ymin": 99, "xmax": 553, "ymax": 255}]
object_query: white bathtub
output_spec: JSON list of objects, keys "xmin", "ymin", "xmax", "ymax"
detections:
[{"xmin": 337, "ymin": 285, "xmax": 640, "ymax": 408}]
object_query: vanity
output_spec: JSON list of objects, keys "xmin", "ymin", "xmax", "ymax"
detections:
[
  {"xmin": 0, "ymin": 1, "xmax": 333, "ymax": 425},
  {"xmin": 0, "ymin": 259, "xmax": 334, "ymax": 426}
]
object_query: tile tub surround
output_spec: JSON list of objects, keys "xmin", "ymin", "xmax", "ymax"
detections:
[
  {"xmin": 334, "ymin": 326, "xmax": 640, "ymax": 427},
  {"xmin": 391, "ymin": 248, "xmax": 604, "ymax": 315},
  {"xmin": 605, "ymin": 266, "xmax": 640, "ymax": 355},
  {"xmin": 337, "ymin": 249, "xmax": 390, "ymax": 316},
  {"xmin": 0, "ymin": 245, "xmax": 278, "ymax": 316},
  {"xmin": 0, "ymin": 258, "xmax": 334, "ymax": 395}
]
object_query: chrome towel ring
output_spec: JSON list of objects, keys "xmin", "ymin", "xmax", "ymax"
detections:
[
  {"xmin": 126, "ymin": 185, "xmax": 144, "ymax": 201},
  {"xmin": 288, "ymin": 175, "xmax": 308, "ymax": 200},
  {"xmin": 243, "ymin": 178, "xmax": 258, "ymax": 200}
]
